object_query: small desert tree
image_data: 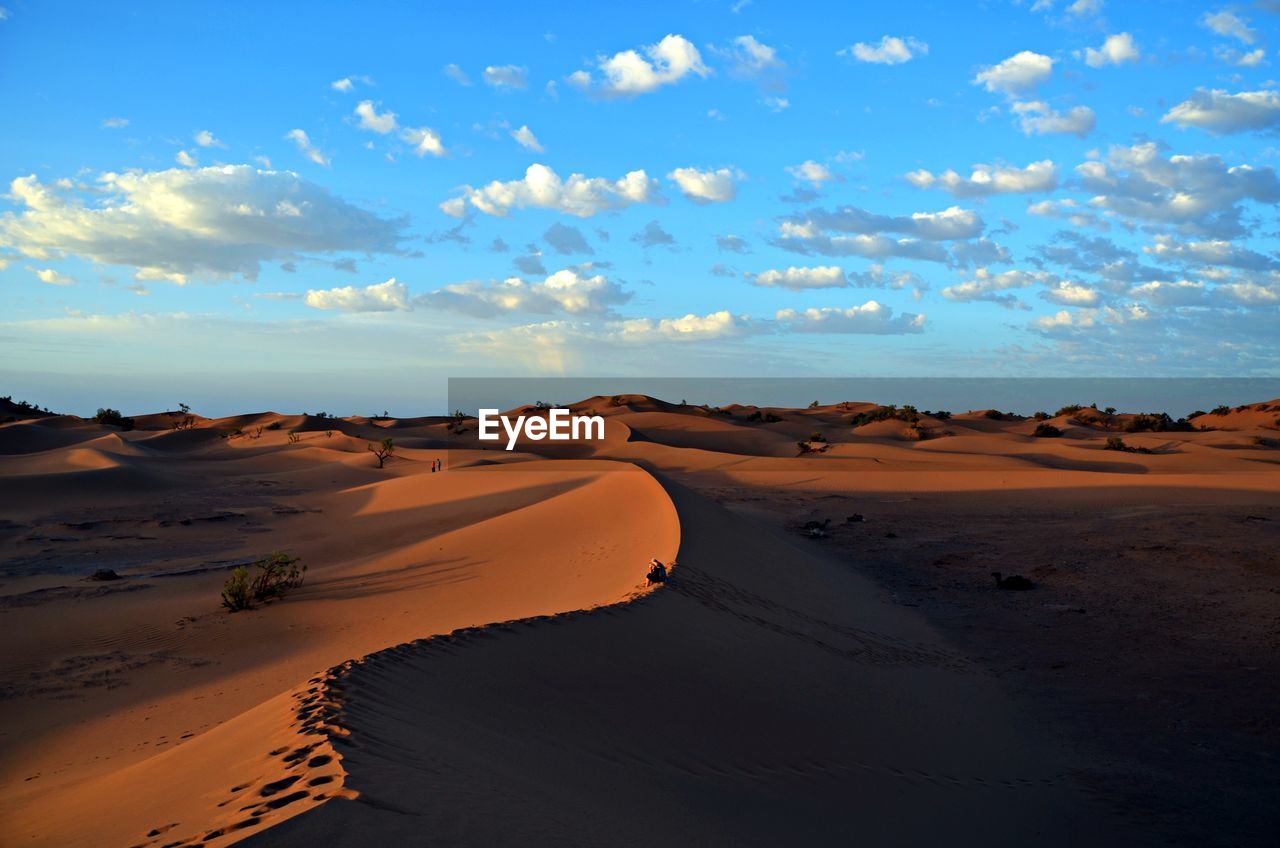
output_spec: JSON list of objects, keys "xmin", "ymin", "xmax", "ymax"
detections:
[{"xmin": 368, "ymin": 436, "xmax": 395, "ymax": 468}]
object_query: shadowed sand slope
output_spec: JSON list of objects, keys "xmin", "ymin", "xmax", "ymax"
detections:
[{"xmin": 244, "ymin": 480, "xmax": 1144, "ymax": 848}]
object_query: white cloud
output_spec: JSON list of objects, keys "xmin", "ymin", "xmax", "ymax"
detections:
[
  {"xmin": 0, "ymin": 166, "xmax": 405, "ymax": 282},
  {"xmin": 483, "ymin": 65, "xmax": 528, "ymax": 90},
  {"xmin": 1013, "ymin": 101, "xmax": 1096, "ymax": 137},
  {"xmin": 176, "ymin": 150, "xmax": 198, "ymax": 168},
  {"xmin": 616, "ymin": 310, "xmax": 746, "ymax": 342},
  {"xmin": 420, "ymin": 268, "xmax": 629, "ymax": 317},
  {"xmin": 667, "ymin": 167, "xmax": 738, "ymax": 203},
  {"xmin": 942, "ymin": 268, "xmax": 1051, "ymax": 309},
  {"xmin": 752, "ymin": 265, "xmax": 846, "ymax": 290},
  {"xmin": 194, "ymin": 129, "xmax": 225, "ymax": 148},
  {"xmin": 31, "ymin": 266, "xmax": 74, "ymax": 286},
  {"xmin": 510, "ymin": 125, "xmax": 544, "ymax": 152},
  {"xmin": 1214, "ymin": 46, "xmax": 1266, "ymax": 67},
  {"xmin": 717, "ymin": 35, "xmax": 784, "ymax": 77},
  {"xmin": 443, "ymin": 64, "xmax": 472, "ymax": 86},
  {"xmin": 573, "ymin": 34, "xmax": 709, "ymax": 97},
  {"xmin": 973, "ymin": 51, "xmax": 1054, "ymax": 95},
  {"xmin": 331, "ymin": 77, "xmax": 354, "ymax": 92},
  {"xmin": 840, "ymin": 35, "xmax": 927, "ymax": 65},
  {"xmin": 101, "ymin": 117, "xmax": 129, "ymax": 129},
  {"xmin": 786, "ymin": 160, "xmax": 836, "ymax": 186},
  {"xmin": 1083, "ymin": 33, "xmax": 1140, "ymax": 67},
  {"xmin": 1128, "ymin": 280, "xmax": 1207, "ymax": 306},
  {"xmin": 1042, "ymin": 281, "xmax": 1101, "ymax": 306},
  {"xmin": 305, "ymin": 278, "xmax": 411, "ymax": 312},
  {"xmin": 401, "ymin": 126, "xmax": 445, "ymax": 157},
  {"xmin": 761, "ymin": 95, "xmax": 790, "ymax": 112},
  {"xmin": 1067, "ymin": 0, "xmax": 1104, "ymax": 16},
  {"xmin": 354, "ymin": 100, "xmax": 399, "ymax": 134},
  {"xmin": 1076, "ymin": 142, "xmax": 1280, "ymax": 237},
  {"xmin": 906, "ymin": 160, "xmax": 1057, "ymax": 197},
  {"xmin": 1201, "ymin": 10, "xmax": 1256, "ymax": 44},
  {"xmin": 847, "ymin": 264, "xmax": 929, "ymax": 296},
  {"xmin": 775, "ymin": 301, "xmax": 925, "ymax": 334},
  {"xmin": 1161, "ymin": 89, "xmax": 1280, "ymax": 134},
  {"xmin": 286, "ymin": 129, "xmax": 329, "ymax": 166},
  {"xmin": 442, "ymin": 163, "xmax": 660, "ymax": 218}
]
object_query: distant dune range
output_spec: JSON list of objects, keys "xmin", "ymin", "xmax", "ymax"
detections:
[{"xmin": 1, "ymin": 395, "xmax": 1277, "ymax": 846}]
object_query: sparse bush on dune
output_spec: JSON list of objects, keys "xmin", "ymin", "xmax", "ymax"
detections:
[
  {"xmin": 222, "ymin": 553, "xmax": 307, "ymax": 612},
  {"xmin": 1210, "ymin": 405, "xmax": 1230, "ymax": 416},
  {"xmin": 1104, "ymin": 436, "xmax": 1127, "ymax": 452},
  {"xmin": 764, "ymin": 411, "xmax": 783, "ymax": 423},
  {"xmin": 982, "ymin": 409, "xmax": 1005, "ymax": 421},
  {"xmin": 449, "ymin": 409, "xmax": 469, "ymax": 434},
  {"xmin": 808, "ymin": 431, "xmax": 827, "ymax": 442},
  {"xmin": 849, "ymin": 405, "xmax": 918, "ymax": 427},
  {"xmin": 1056, "ymin": 404, "xmax": 1084, "ymax": 417},
  {"xmin": 325, "ymin": 430, "xmax": 333, "ymax": 438},
  {"xmin": 1033, "ymin": 423, "xmax": 1063, "ymax": 438},
  {"xmin": 266, "ymin": 421, "xmax": 282, "ymax": 431},
  {"xmin": 1033, "ymin": 411, "xmax": 1050, "ymax": 421},
  {"xmin": 287, "ymin": 431, "xmax": 300, "ymax": 444},
  {"xmin": 368, "ymin": 436, "xmax": 395, "ymax": 468},
  {"xmin": 809, "ymin": 400, "xmax": 820, "ymax": 409},
  {"xmin": 93, "ymin": 407, "xmax": 134, "ymax": 431}
]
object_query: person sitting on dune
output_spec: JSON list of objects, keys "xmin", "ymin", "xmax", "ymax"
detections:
[{"xmin": 646, "ymin": 559, "xmax": 668, "ymax": 585}]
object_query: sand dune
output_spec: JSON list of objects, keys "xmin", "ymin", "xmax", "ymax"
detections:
[{"xmin": 2, "ymin": 398, "xmax": 1278, "ymax": 846}]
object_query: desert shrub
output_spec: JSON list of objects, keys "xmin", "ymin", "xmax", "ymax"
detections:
[
  {"xmin": 1123, "ymin": 412, "xmax": 1193, "ymax": 433},
  {"xmin": 266, "ymin": 421, "xmax": 282, "ymax": 431},
  {"xmin": 904, "ymin": 423, "xmax": 927, "ymax": 441},
  {"xmin": 746, "ymin": 410, "xmax": 762, "ymax": 422},
  {"xmin": 983, "ymin": 409, "xmax": 1004, "ymax": 420},
  {"xmin": 763, "ymin": 411, "xmax": 783, "ymax": 423},
  {"xmin": 808, "ymin": 431, "xmax": 827, "ymax": 442},
  {"xmin": 1033, "ymin": 411, "xmax": 1050, "ymax": 421},
  {"xmin": 287, "ymin": 431, "xmax": 300, "ymax": 444},
  {"xmin": 222, "ymin": 553, "xmax": 306, "ymax": 611},
  {"xmin": 849, "ymin": 405, "xmax": 918, "ymax": 427},
  {"xmin": 221, "ymin": 566, "xmax": 253, "ymax": 611},
  {"xmin": 325, "ymin": 430, "xmax": 333, "ymax": 438},
  {"xmin": 932, "ymin": 410, "xmax": 952, "ymax": 421},
  {"xmin": 1056, "ymin": 404, "xmax": 1084, "ymax": 417},
  {"xmin": 94, "ymin": 407, "xmax": 135, "ymax": 430},
  {"xmin": 808, "ymin": 400, "xmax": 820, "ymax": 409},
  {"xmin": 1211, "ymin": 405, "xmax": 1230, "ymax": 415},
  {"xmin": 1104, "ymin": 436, "xmax": 1127, "ymax": 451},
  {"xmin": 449, "ymin": 409, "xmax": 469, "ymax": 434},
  {"xmin": 1033, "ymin": 423, "xmax": 1063, "ymax": 438}
]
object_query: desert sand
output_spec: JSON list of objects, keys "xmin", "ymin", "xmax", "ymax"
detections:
[{"xmin": 1, "ymin": 395, "xmax": 1277, "ymax": 846}]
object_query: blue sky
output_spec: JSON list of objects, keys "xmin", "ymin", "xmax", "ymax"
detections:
[{"xmin": 1, "ymin": 0, "xmax": 1278, "ymax": 415}]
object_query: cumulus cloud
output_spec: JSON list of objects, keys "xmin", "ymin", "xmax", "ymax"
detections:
[
  {"xmin": 1013, "ymin": 101, "xmax": 1096, "ymax": 137},
  {"xmin": 443, "ymin": 64, "xmax": 472, "ymax": 86},
  {"xmin": 632, "ymin": 220, "xmax": 676, "ymax": 248},
  {"xmin": 441, "ymin": 163, "xmax": 659, "ymax": 218},
  {"xmin": 286, "ymin": 129, "xmax": 329, "ymax": 166},
  {"xmin": 305, "ymin": 278, "xmax": 411, "ymax": 312},
  {"xmin": 1201, "ymin": 10, "xmax": 1256, "ymax": 44},
  {"xmin": 941, "ymin": 268, "xmax": 1052, "ymax": 309},
  {"xmin": 775, "ymin": 301, "xmax": 925, "ymax": 334},
  {"xmin": 176, "ymin": 150, "xmax": 198, "ymax": 168},
  {"xmin": 401, "ymin": 126, "xmax": 445, "ymax": 157},
  {"xmin": 1026, "ymin": 198, "xmax": 1112, "ymax": 231},
  {"xmin": 510, "ymin": 125, "xmax": 544, "ymax": 152},
  {"xmin": 906, "ymin": 160, "xmax": 1057, "ymax": 197},
  {"xmin": 786, "ymin": 160, "xmax": 836, "ymax": 186},
  {"xmin": 667, "ymin": 167, "xmax": 738, "ymax": 203},
  {"xmin": 751, "ymin": 265, "xmax": 846, "ymax": 290},
  {"xmin": 31, "ymin": 266, "xmax": 74, "ymax": 286},
  {"xmin": 354, "ymin": 100, "xmax": 398, "ymax": 134},
  {"xmin": 543, "ymin": 223, "xmax": 594, "ymax": 255},
  {"xmin": 847, "ymin": 264, "xmax": 930, "ymax": 296},
  {"xmin": 1214, "ymin": 46, "xmax": 1266, "ymax": 67},
  {"xmin": 840, "ymin": 35, "xmax": 927, "ymax": 65},
  {"xmin": 1161, "ymin": 89, "xmax": 1280, "ymax": 134},
  {"xmin": 1128, "ymin": 280, "xmax": 1208, "ymax": 306},
  {"xmin": 717, "ymin": 234, "xmax": 751, "ymax": 254},
  {"xmin": 1144, "ymin": 235, "xmax": 1279, "ymax": 271},
  {"xmin": 331, "ymin": 77, "xmax": 355, "ymax": 92},
  {"xmin": 194, "ymin": 129, "xmax": 225, "ymax": 148},
  {"xmin": 715, "ymin": 35, "xmax": 785, "ymax": 77},
  {"xmin": 419, "ymin": 268, "xmax": 629, "ymax": 317},
  {"xmin": 483, "ymin": 65, "xmax": 528, "ymax": 90},
  {"xmin": 973, "ymin": 51, "xmax": 1054, "ymax": 95},
  {"xmin": 616, "ymin": 310, "xmax": 747, "ymax": 342},
  {"xmin": 1083, "ymin": 33, "xmax": 1140, "ymax": 67},
  {"xmin": 571, "ymin": 34, "xmax": 710, "ymax": 97},
  {"xmin": 1041, "ymin": 281, "xmax": 1101, "ymax": 306},
  {"xmin": 1076, "ymin": 142, "xmax": 1280, "ymax": 237},
  {"xmin": 775, "ymin": 205, "xmax": 993, "ymax": 266},
  {"xmin": 0, "ymin": 166, "xmax": 405, "ymax": 282}
]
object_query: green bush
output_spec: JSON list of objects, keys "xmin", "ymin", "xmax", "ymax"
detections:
[
  {"xmin": 222, "ymin": 553, "xmax": 306, "ymax": 612},
  {"xmin": 1104, "ymin": 436, "xmax": 1127, "ymax": 451},
  {"xmin": 94, "ymin": 407, "xmax": 135, "ymax": 431},
  {"xmin": 1033, "ymin": 423, "xmax": 1063, "ymax": 438}
]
